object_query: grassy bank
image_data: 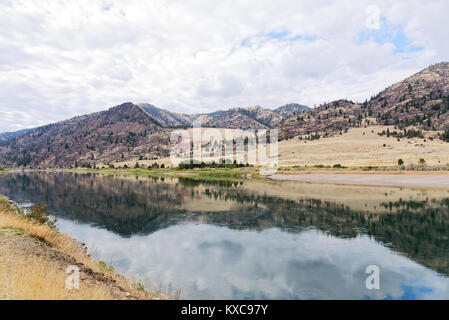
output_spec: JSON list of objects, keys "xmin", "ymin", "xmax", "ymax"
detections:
[
  {"xmin": 0, "ymin": 195, "xmax": 164, "ymax": 300},
  {"xmin": 64, "ymin": 164, "xmax": 449, "ymax": 180},
  {"xmin": 65, "ymin": 166, "xmax": 259, "ymax": 182},
  {"xmin": 8, "ymin": 161, "xmax": 449, "ymax": 182},
  {"xmin": 0, "ymin": 166, "xmax": 9, "ymax": 175}
]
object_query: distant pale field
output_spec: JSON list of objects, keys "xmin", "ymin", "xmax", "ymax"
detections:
[
  {"xmin": 278, "ymin": 126, "xmax": 449, "ymax": 167},
  {"xmin": 104, "ymin": 126, "xmax": 449, "ymax": 168}
]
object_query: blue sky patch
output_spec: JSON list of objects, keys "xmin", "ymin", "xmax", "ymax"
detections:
[
  {"xmin": 399, "ymin": 283, "xmax": 434, "ymax": 300},
  {"xmin": 357, "ymin": 18, "xmax": 423, "ymax": 54},
  {"xmin": 240, "ymin": 31, "xmax": 317, "ymax": 48},
  {"xmin": 267, "ymin": 30, "xmax": 290, "ymax": 39}
]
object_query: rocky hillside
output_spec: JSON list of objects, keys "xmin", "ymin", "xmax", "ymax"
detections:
[
  {"xmin": 200, "ymin": 109, "xmax": 269, "ymax": 129},
  {"xmin": 0, "ymin": 103, "xmax": 171, "ymax": 169},
  {"xmin": 277, "ymin": 99, "xmax": 363, "ymax": 140},
  {"xmin": 0, "ymin": 128, "xmax": 33, "ymax": 143},
  {"xmin": 138, "ymin": 103, "xmax": 198, "ymax": 127},
  {"xmin": 274, "ymin": 103, "xmax": 310, "ymax": 118},
  {"xmin": 367, "ymin": 62, "xmax": 449, "ymax": 129},
  {"xmin": 277, "ymin": 62, "xmax": 449, "ymax": 140}
]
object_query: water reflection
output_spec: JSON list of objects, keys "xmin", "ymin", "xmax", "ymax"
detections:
[{"xmin": 0, "ymin": 172, "xmax": 448, "ymax": 299}]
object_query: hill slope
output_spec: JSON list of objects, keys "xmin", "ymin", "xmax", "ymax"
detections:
[
  {"xmin": 277, "ymin": 62, "xmax": 449, "ymax": 140},
  {"xmin": 201, "ymin": 109, "xmax": 269, "ymax": 129},
  {"xmin": 274, "ymin": 103, "xmax": 310, "ymax": 118},
  {"xmin": 0, "ymin": 103, "xmax": 171, "ymax": 169},
  {"xmin": 138, "ymin": 103, "xmax": 197, "ymax": 127},
  {"xmin": 0, "ymin": 128, "xmax": 34, "ymax": 144}
]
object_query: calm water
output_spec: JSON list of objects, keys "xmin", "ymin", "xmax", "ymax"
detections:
[{"xmin": 1, "ymin": 172, "xmax": 449, "ymax": 299}]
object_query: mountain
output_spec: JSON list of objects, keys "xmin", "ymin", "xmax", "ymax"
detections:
[
  {"xmin": 138, "ymin": 103, "xmax": 197, "ymax": 127},
  {"xmin": 200, "ymin": 109, "xmax": 269, "ymax": 129},
  {"xmin": 366, "ymin": 62, "xmax": 449, "ymax": 129},
  {"xmin": 277, "ymin": 99, "xmax": 362, "ymax": 140},
  {"xmin": 274, "ymin": 103, "xmax": 310, "ymax": 118},
  {"xmin": 0, "ymin": 128, "xmax": 34, "ymax": 144},
  {"xmin": 234, "ymin": 106, "xmax": 282, "ymax": 127},
  {"xmin": 277, "ymin": 62, "xmax": 449, "ymax": 140},
  {"xmin": 138, "ymin": 104, "xmax": 307, "ymax": 128},
  {"xmin": 0, "ymin": 103, "xmax": 171, "ymax": 169}
]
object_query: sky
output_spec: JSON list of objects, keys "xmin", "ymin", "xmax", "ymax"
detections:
[{"xmin": 0, "ymin": 0, "xmax": 448, "ymax": 133}]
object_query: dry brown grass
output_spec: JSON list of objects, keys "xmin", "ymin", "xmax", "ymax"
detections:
[
  {"xmin": 0, "ymin": 252, "xmax": 114, "ymax": 300},
  {"xmin": 0, "ymin": 203, "xmax": 162, "ymax": 300},
  {"xmin": 0, "ymin": 206, "xmax": 103, "ymax": 274},
  {"xmin": 105, "ymin": 126, "xmax": 449, "ymax": 169},
  {"xmin": 278, "ymin": 126, "xmax": 449, "ymax": 167}
]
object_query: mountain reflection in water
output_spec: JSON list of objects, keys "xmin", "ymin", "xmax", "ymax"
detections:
[{"xmin": 0, "ymin": 172, "xmax": 448, "ymax": 299}]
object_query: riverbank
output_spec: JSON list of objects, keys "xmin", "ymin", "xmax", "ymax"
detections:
[
  {"xmin": 270, "ymin": 172, "xmax": 449, "ymax": 189},
  {"xmin": 5, "ymin": 166, "xmax": 449, "ymax": 187},
  {"xmin": 65, "ymin": 167, "xmax": 259, "ymax": 181},
  {"xmin": 0, "ymin": 196, "xmax": 164, "ymax": 300}
]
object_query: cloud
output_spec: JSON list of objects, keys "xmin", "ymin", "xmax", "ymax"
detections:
[
  {"xmin": 197, "ymin": 74, "xmax": 244, "ymax": 98},
  {"xmin": 0, "ymin": 0, "xmax": 448, "ymax": 132}
]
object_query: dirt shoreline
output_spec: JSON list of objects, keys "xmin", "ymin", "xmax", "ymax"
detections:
[{"xmin": 270, "ymin": 172, "xmax": 449, "ymax": 189}]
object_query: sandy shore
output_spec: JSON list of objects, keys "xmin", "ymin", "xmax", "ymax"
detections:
[{"xmin": 270, "ymin": 173, "xmax": 449, "ymax": 189}]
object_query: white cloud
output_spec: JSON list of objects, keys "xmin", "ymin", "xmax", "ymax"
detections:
[{"xmin": 0, "ymin": 0, "xmax": 448, "ymax": 132}]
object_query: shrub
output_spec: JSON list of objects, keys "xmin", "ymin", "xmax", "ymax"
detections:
[
  {"xmin": 0, "ymin": 195, "xmax": 10, "ymax": 208},
  {"xmin": 417, "ymin": 158, "xmax": 426, "ymax": 170},
  {"xmin": 362, "ymin": 166, "xmax": 379, "ymax": 171},
  {"xmin": 26, "ymin": 203, "xmax": 57, "ymax": 228},
  {"xmin": 135, "ymin": 281, "xmax": 145, "ymax": 292},
  {"xmin": 441, "ymin": 128, "xmax": 449, "ymax": 142},
  {"xmin": 398, "ymin": 159, "xmax": 404, "ymax": 166}
]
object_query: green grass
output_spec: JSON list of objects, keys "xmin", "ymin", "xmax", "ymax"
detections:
[
  {"xmin": 0, "ymin": 166, "xmax": 10, "ymax": 174},
  {"xmin": 0, "ymin": 195, "xmax": 9, "ymax": 206},
  {"xmin": 66, "ymin": 167, "xmax": 260, "ymax": 182},
  {"xmin": 0, "ymin": 226, "xmax": 26, "ymax": 236},
  {"xmin": 97, "ymin": 260, "xmax": 115, "ymax": 273},
  {"xmin": 134, "ymin": 281, "xmax": 146, "ymax": 292}
]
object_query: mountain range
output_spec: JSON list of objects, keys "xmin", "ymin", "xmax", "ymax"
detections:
[
  {"xmin": 138, "ymin": 103, "xmax": 308, "ymax": 128},
  {"xmin": 0, "ymin": 62, "xmax": 448, "ymax": 169},
  {"xmin": 0, "ymin": 103, "xmax": 308, "ymax": 168}
]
